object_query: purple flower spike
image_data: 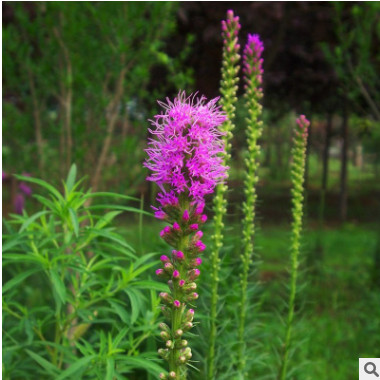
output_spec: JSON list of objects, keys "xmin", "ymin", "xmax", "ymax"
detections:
[
  {"xmin": 243, "ymin": 34, "xmax": 264, "ymax": 86},
  {"xmin": 145, "ymin": 91, "xmax": 228, "ymax": 375},
  {"xmin": 144, "ymin": 92, "xmax": 227, "ymax": 204}
]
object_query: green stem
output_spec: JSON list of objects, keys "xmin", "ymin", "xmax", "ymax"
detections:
[
  {"xmin": 208, "ymin": 11, "xmax": 240, "ymax": 380},
  {"xmin": 237, "ymin": 94, "xmax": 262, "ymax": 373},
  {"xmin": 279, "ymin": 117, "xmax": 309, "ymax": 380}
]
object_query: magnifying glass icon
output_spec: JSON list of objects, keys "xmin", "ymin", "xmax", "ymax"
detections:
[{"xmin": 365, "ymin": 362, "xmax": 380, "ymax": 377}]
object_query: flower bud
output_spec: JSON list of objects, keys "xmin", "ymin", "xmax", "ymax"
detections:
[
  {"xmin": 194, "ymin": 230, "xmax": 203, "ymax": 240},
  {"xmin": 185, "ymin": 282, "xmax": 197, "ymax": 292},
  {"xmin": 159, "ymin": 373, "xmax": 167, "ymax": 379},
  {"xmin": 187, "ymin": 309, "xmax": 195, "ymax": 320},
  {"xmin": 178, "ymin": 355, "xmax": 187, "ymax": 364},
  {"xmin": 164, "ymin": 262, "xmax": 174, "ymax": 273},
  {"xmin": 173, "ymin": 300, "xmax": 181, "ymax": 308},
  {"xmin": 160, "ymin": 255, "xmax": 170, "ymax": 263},
  {"xmin": 160, "ymin": 331, "xmax": 170, "ymax": 340},
  {"xmin": 183, "ymin": 321, "xmax": 193, "ymax": 331},
  {"xmin": 188, "ymin": 269, "xmax": 200, "ymax": 281},
  {"xmin": 160, "ymin": 226, "xmax": 171, "ymax": 237},
  {"xmin": 155, "ymin": 211, "xmax": 167, "ymax": 220},
  {"xmin": 173, "ymin": 222, "xmax": 180, "ymax": 231},
  {"xmin": 187, "ymin": 292, "xmax": 198, "ymax": 301},
  {"xmin": 195, "ymin": 240, "xmax": 206, "ymax": 252},
  {"xmin": 156, "ymin": 268, "xmax": 164, "ymax": 276},
  {"xmin": 200, "ymin": 214, "xmax": 207, "ymax": 223},
  {"xmin": 182, "ymin": 210, "xmax": 190, "ymax": 221},
  {"xmin": 173, "ymin": 270, "xmax": 180, "ymax": 279},
  {"xmin": 194, "ymin": 257, "xmax": 202, "ymax": 266},
  {"xmin": 159, "ymin": 322, "xmax": 170, "ymax": 332},
  {"xmin": 176, "ymin": 250, "xmax": 185, "ymax": 260},
  {"xmin": 175, "ymin": 329, "xmax": 183, "ymax": 338},
  {"xmin": 180, "ymin": 339, "xmax": 188, "ymax": 347},
  {"xmin": 166, "ymin": 340, "xmax": 174, "ymax": 349},
  {"xmin": 189, "ymin": 223, "xmax": 198, "ymax": 231},
  {"xmin": 159, "ymin": 292, "xmax": 171, "ymax": 303},
  {"xmin": 195, "ymin": 203, "xmax": 205, "ymax": 215},
  {"xmin": 179, "ymin": 279, "xmax": 185, "ymax": 287},
  {"xmin": 169, "ymin": 372, "xmax": 176, "ymax": 379}
]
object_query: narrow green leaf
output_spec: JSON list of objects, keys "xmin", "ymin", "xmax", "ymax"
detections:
[
  {"xmin": 95, "ymin": 211, "xmax": 122, "ymax": 230},
  {"xmin": 66, "ymin": 164, "xmax": 77, "ymax": 193},
  {"xmin": 3, "ymin": 253, "xmax": 46, "ymax": 266},
  {"xmin": 84, "ymin": 192, "xmax": 139, "ymax": 202},
  {"xmin": 124, "ymin": 288, "xmax": 141, "ymax": 324},
  {"xmin": 50, "ymin": 269, "xmax": 66, "ymax": 304},
  {"xmin": 33, "ymin": 194, "xmax": 57, "ymax": 211},
  {"xmin": 88, "ymin": 204, "xmax": 151, "ymax": 216},
  {"xmin": 20, "ymin": 211, "xmax": 50, "ymax": 232},
  {"xmin": 3, "ymin": 268, "xmax": 41, "ymax": 294},
  {"xmin": 68, "ymin": 208, "xmax": 79, "ymax": 237},
  {"xmin": 25, "ymin": 349, "xmax": 59, "ymax": 376},
  {"xmin": 133, "ymin": 280, "xmax": 169, "ymax": 292},
  {"xmin": 88, "ymin": 229, "xmax": 135, "ymax": 253},
  {"xmin": 116, "ymin": 356, "xmax": 164, "ymax": 376},
  {"xmin": 106, "ymin": 358, "xmax": 115, "ymax": 380},
  {"xmin": 108, "ymin": 300, "xmax": 130, "ymax": 324},
  {"xmin": 55, "ymin": 355, "xmax": 95, "ymax": 380},
  {"xmin": 14, "ymin": 175, "xmax": 64, "ymax": 203}
]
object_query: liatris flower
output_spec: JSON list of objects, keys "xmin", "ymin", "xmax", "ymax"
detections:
[
  {"xmin": 243, "ymin": 34, "xmax": 264, "ymax": 96},
  {"xmin": 279, "ymin": 115, "xmax": 309, "ymax": 380},
  {"xmin": 145, "ymin": 91, "xmax": 227, "ymax": 379},
  {"xmin": 237, "ymin": 33, "xmax": 264, "ymax": 374},
  {"xmin": 208, "ymin": 10, "xmax": 241, "ymax": 380}
]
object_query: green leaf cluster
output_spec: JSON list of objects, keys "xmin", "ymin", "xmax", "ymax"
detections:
[{"xmin": 3, "ymin": 165, "xmax": 166, "ymax": 379}]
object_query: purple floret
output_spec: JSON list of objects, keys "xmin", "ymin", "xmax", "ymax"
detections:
[{"xmin": 144, "ymin": 91, "xmax": 228, "ymax": 204}]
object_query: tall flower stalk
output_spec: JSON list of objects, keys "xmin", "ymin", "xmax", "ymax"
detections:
[
  {"xmin": 237, "ymin": 34, "xmax": 264, "ymax": 374},
  {"xmin": 208, "ymin": 10, "xmax": 240, "ymax": 380},
  {"xmin": 279, "ymin": 115, "xmax": 310, "ymax": 380},
  {"xmin": 144, "ymin": 92, "xmax": 228, "ymax": 380}
]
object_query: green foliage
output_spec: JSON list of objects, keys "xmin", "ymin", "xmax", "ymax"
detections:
[
  {"xmin": 2, "ymin": 165, "xmax": 166, "ymax": 379},
  {"xmin": 3, "ymin": 2, "xmax": 193, "ymax": 190},
  {"xmin": 322, "ymin": 3, "xmax": 380, "ymax": 119}
]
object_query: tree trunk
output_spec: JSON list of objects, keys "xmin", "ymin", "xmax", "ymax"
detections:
[
  {"xmin": 90, "ymin": 65, "xmax": 128, "ymax": 194},
  {"xmin": 27, "ymin": 68, "xmax": 45, "ymax": 176},
  {"xmin": 339, "ymin": 105, "xmax": 349, "ymax": 222},
  {"xmin": 319, "ymin": 113, "xmax": 332, "ymax": 225}
]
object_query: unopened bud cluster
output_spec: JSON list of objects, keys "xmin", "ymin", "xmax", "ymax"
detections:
[{"xmin": 156, "ymin": 200, "xmax": 206, "ymax": 377}]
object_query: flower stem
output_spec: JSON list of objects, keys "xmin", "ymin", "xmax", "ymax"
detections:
[
  {"xmin": 237, "ymin": 34, "xmax": 264, "ymax": 374},
  {"xmin": 278, "ymin": 115, "xmax": 310, "ymax": 380},
  {"xmin": 208, "ymin": 10, "xmax": 240, "ymax": 380}
]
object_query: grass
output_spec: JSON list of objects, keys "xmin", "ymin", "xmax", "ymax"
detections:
[{"xmin": 121, "ymin": 215, "xmax": 380, "ymax": 380}]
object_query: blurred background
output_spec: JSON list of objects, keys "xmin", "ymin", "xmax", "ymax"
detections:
[{"xmin": 2, "ymin": 2, "xmax": 380, "ymax": 379}]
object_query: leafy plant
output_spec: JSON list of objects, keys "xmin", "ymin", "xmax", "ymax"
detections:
[{"xmin": 2, "ymin": 165, "xmax": 167, "ymax": 379}]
